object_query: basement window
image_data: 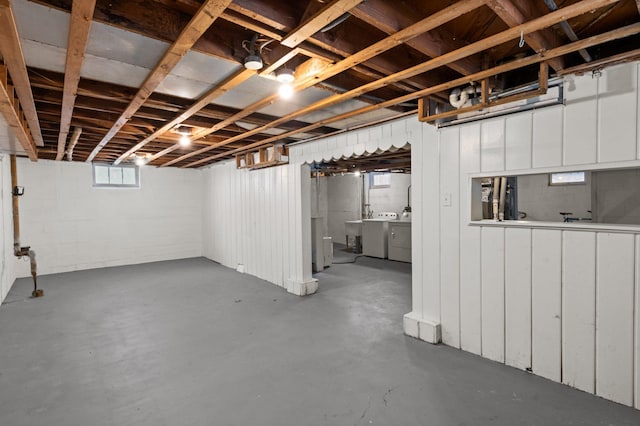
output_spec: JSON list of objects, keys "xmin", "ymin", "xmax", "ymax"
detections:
[
  {"xmin": 369, "ymin": 172, "xmax": 391, "ymax": 188},
  {"xmin": 93, "ymin": 164, "xmax": 140, "ymax": 188},
  {"xmin": 549, "ymin": 171, "xmax": 586, "ymax": 185}
]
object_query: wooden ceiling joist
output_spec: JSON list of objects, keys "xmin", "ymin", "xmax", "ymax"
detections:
[
  {"xmin": 0, "ymin": 65, "xmax": 38, "ymax": 160},
  {"xmin": 113, "ymin": 67, "xmax": 255, "ymax": 165},
  {"xmin": 165, "ymin": 0, "xmax": 620, "ymax": 168},
  {"xmin": 85, "ymin": 0, "xmax": 233, "ymax": 162},
  {"xmin": 182, "ymin": 21, "xmax": 640, "ymax": 168},
  {"xmin": 487, "ymin": 0, "xmax": 565, "ymax": 71},
  {"xmin": 0, "ymin": 0, "xmax": 44, "ymax": 147},
  {"xmin": 56, "ymin": 0, "xmax": 96, "ymax": 161},
  {"xmin": 159, "ymin": 0, "xmax": 488, "ymax": 167},
  {"xmin": 280, "ymin": 0, "xmax": 364, "ymax": 48},
  {"xmin": 349, "ymin": 0, "xmax": 481, "ymax": 76}
]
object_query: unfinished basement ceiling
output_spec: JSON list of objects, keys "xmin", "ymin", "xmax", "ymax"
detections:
[{"xmin": 0, "ymin": 0, "xmax": 638, "ymax": 168}]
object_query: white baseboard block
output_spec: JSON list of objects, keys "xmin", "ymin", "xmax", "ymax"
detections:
[
  {"xmin": 286, "ymin": 278, "xmax": 318, "ymax": 296},
  {"xmin": 403, "ymin": 312, "xmax": 441, "ymax": 344}
]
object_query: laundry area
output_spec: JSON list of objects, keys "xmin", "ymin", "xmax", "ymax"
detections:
[{"xmin": 308, "ymin": 147, "xmax": 412, "ymax": 275}]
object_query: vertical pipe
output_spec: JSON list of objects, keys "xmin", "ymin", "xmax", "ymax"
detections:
[
  {"xmin": 492, "ymin": 177, "xmax": 500, "ymax": 221},
  {"xmin": 10, "ymin": 155, "xmax": 20, "ymax": 253},
  {"xmin": 498, "ymin": 176, "xmax": 507, "ymax": 221}
]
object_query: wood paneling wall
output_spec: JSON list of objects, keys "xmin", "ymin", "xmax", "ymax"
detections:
[
  {"xmin": 203, "ymin": 61, "xmax": 640, "ymax": 408},
  {"xmin": 410, "ymin": 62, "xmax": 640, "ymax": 407}
]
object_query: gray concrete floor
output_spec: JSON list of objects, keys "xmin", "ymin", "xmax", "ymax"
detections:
[{"xmin": 1, "ymin": 255, "xmax": 639, "ymax": 426}]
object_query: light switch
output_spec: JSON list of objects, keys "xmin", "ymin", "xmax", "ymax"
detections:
[{"xmin": 442, "ymin": 193, "xmax": 452, "ymax": 207}]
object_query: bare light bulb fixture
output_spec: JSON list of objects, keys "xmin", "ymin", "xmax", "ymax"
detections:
[
  {"xmin": 276, "ymin": 68, "xmax": 294, "ymax": 83},
  {"xmin": 179, "ymin": 134, "xmax": 191, "ymax": 147},
  {"xmin": 242, "ymin": 33, "xmax": 264, "ymax": 70},
  {"xmin": 278, "ymin": 83, "xmax": 294, "ymax": 99},
  {"xmin": 135, "ymin": 155, "xmax": 146, "ymax": 166}
]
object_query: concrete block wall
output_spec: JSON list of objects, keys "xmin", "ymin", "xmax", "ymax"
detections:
[{"xmin": 10, "ymin": 158, "xmax": 204, "ymax": 279}]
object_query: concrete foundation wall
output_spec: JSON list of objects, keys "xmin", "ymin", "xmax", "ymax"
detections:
[
  {"xmin": 10, "ymin": 158, "xmax": 203, "ymax": 279},
  {"xmin": 0, "ymin": 156, "xmax": 16, "ymax": 303}
]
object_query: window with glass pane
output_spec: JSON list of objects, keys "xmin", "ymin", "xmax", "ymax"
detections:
[{"xmin": 92, "ymin": 164, "xmax": 140, "ymax": 188}]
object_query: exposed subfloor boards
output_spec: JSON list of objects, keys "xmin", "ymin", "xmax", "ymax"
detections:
[{"xmin": 0, "ymin": 257, "xmax": 639, "ymax": 425}]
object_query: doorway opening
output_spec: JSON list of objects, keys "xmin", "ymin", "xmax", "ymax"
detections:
[{"xmin": 307, "ymin": 145, "xmax": 412, "ymax": 305}]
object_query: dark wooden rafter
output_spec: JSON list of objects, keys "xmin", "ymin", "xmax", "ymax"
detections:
[
  {"xmin": 57, "ymin": 0, "xmax": 96, "ymax": 160},
  {"xmin": 0, "ymin": 0, "xmax": 44, "ymax": 148},
  {"xmin": 348, "ymin": 0, "xmax": 481, "ymax": 76},
  {"xmin": 86, "ymin": 0, "xmax": 234, "ymax": 162},
  {"xmin": 181, "ymin": 20, "xmax": 640, "ymax": 168},
  {"xmin": 164, "ymin": 0, "xmax": 620, "ymax": 168},
  {"xmin": 486, "ymin": 0, "xmax": 565, "ymax": 71},
  {"xmin": 281, "ymin": 0, "xmax": 364, "ymax": 48}
]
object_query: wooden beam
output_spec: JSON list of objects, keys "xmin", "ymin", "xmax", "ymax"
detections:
[
  {"xmin": 164, "ymin": 0, "xmax": 619, "ymax": 167},
  {"xmin": 0, "ymin": 0, "xmax": 44, "ymax": 147},
  {"xmin": 159, "ymin": 0, "xmax": 488, "ymax": 167},
  {"xmin": 558, "ymin": 48, "xmax": 640, "ymax": 75},
  {"xmin": 0, "ymin": 66, "xmax": 38, "ymax": 160},
  {"xmin": 113, "ymin": 68, "xmax": 254, "ymax": 164},
  {"xmin": 182, "ymin": 21, "xmax": 640, "ymax": 168},
  {"xmin": 66, "ymin": 126, "xmax": 82, "ymax": 161},
  {"xmin": 487, "ymin": 0, "xmax": 565, "ymax": 71},
  {"xmin": 56, "ymin": 0, "xmax": 96, "ymax": 161},
  {"xmin": 349, "ymin": 0, "xmax": 481, "ymax": 75},
  {"xmin": 281, "ymin": 0, "xmax": 363, "ymax": 48},
  {"xmin": 85, "ymin": 0, "xmax": 233, "ymax": 162}
]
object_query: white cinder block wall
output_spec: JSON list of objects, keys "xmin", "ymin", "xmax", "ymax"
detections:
[
  {"xmin": 10, "ymin": 158, "xmax": 204, "ymax": 279},
  {"xmin": 0, "ymin": 155, "xmax": 17, "ymax": 302}
]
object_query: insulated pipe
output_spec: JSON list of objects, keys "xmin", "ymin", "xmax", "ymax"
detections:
[
  {"xmin": 492, "ymin": 177, "xmax": 500, "ymax": 221},
  {"xmin": 498, "ymin": 176, "xmax": 507, "ymax": 221}
]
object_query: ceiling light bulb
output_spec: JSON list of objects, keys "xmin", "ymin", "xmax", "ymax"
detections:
[
  {"xmin": 244, "ymin": 54, "xmax": 263, "ymax": 70},
  {"xmin": 179, "ymin": 134, "xmax": 191, "ymax": 146},
  {"xmin": 135, "ymin": 156, "xmax": 146, "ymax": 166},
  {"xmin": 276, "ymin": 68, "xmax": 295, "ymax": 83},
  {"xmin": 354, "ymin": 171, "xmax": 361, "ymax": 177},
  {"xmin": 278, "ymin": 83, "xmax": 294, "ymax": 99}
]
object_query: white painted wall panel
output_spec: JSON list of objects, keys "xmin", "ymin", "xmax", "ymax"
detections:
[
  {"xmin": 531, "ymin": 229, "xmax": 562, "ymax": 382},
  {"xmin": 411, "ymin": 132, "xmax": 423, "ymax": 316},
  {"xmin": 440, "ymin": 128, "xmax": 460, "ymax": 347},
  {"xmin": 562, "ymin": 231, "xmax": 596, "ymax": 394},
  {"xmin": 532, "ymin": 106, "xmax": 563, "ymax": 168},
  {"xmin": 505, "ymin": 228, "xmax": 532, "ymax": 370},
  {"xmin": 636, "ymin": 235, "xmax": 640, "ymax": 409},
  {"xmin": 481, "ymin": 226, "xmax": 505, "ymax": 363},
  {"xmin": 598, "ymin": 65, "xmax": 638, "ymax": 163},
  {"xmin": 505, "ymin": 113, "xmax": 532, "ymax": 171},
  {"xmin": 480, "ymin": 119, "xmax": 505, "ymax": 172},
  {"xmin": 564, "ymin": 75, "xmax": 598, "ymax": 166},
  {"xmin": 596, "ymin": 233, "xmax": 634, "ymax": 406},
  {"xmin": 421, "ymin": 125, "xmax": 440, "ymax": 323},
  {"xmin": 459, "ymin": 124, "xmax": 482, "ymax": 354}
]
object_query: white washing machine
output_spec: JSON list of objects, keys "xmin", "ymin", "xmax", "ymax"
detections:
[{"xmin": 362, "ymin": 212, "xmax": 397, "ymax": 259}]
